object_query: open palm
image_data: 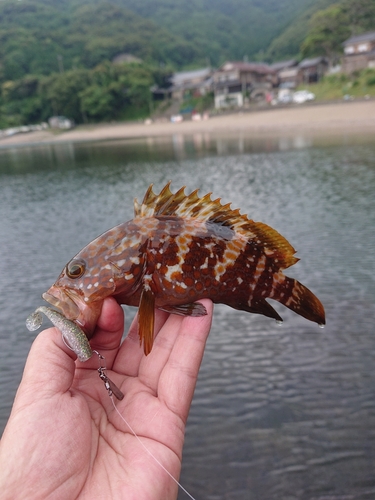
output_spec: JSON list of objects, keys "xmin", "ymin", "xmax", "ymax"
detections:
[{"xmin": 0, "ymin": 297, "xmax": 213, "ymax": 500}]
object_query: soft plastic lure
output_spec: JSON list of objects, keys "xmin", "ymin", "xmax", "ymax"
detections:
[{"xmin": 26, "ymin": 305, "xmax": 93, "ymax": 362}]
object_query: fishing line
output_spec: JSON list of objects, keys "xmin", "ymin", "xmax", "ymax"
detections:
[
  {"xmin": 94, "ymin": 352, "xmax": 196, "ymax": 500},
  {"xmin": 110, "ymin": 396, "xmax": 197, "ymax": 500}
]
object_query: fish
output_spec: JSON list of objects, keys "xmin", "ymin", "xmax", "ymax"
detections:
[
  {"xmin": 42, "ymin": 182, "xmax": 325, "ymax": 355},
  {"xmin": 26, "ymin": 305, "xmax": 93, "ymax": 362}
]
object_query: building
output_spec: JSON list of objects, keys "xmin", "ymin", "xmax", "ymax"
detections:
[
  {"xmin": 269, "ymin": 59, "xmax": 298, "ymax": 73},
  {"xmin": 169, "ymin": 67, "xmax": 213, "ymax": 100},
  {"xmin": 298, "ymin": 57, "xmax": 329, "ymax": 84},
  {"xmin": 270, "ymin": 59, "xmax": 299, "ymax": 88},
  {"xmin": 151, "ymin": 67, "xmax": 212, "ymax": 104},
  {"xmin": 342, "ymin": 31, "xmax": 375, "ymax": 73},
  {"xmin": 213, "ymin": 61, "xmax": 277, "ymax": 109}
]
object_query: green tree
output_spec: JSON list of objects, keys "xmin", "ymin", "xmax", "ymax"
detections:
[
  {"xmin": 79, "ymin": 85, "xmax": 115, "ymax": 121},
  {"xmin": 342, "ymin": 0, "xmax": 375, "ymax": 34},
  {"xmin": 40, "ymin": 69, "xmax": 91, "ymax": 122},
  {"xmin": 300, "ymin": 4, "xmax": 350, "ymax": 61}
]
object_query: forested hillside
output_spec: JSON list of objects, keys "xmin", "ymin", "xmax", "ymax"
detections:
[
  {"xmin": 0, "ymin": 1, "xmax": 202, "ymax": 82},
  {"xmin": 265, "ymin": 0, "xmax": 339, "ymax": 60},
  {"xmin": 115, "ymin": 0, "xmax": 323, "ymax": 64},
  {"xmin": 0, "ymin": 0, "xmax": 339, "ymax": 84},
  {"xmin": 0, "ymin": 0, "xmax": 374, "ymax": 128},
  {"xmin": 267, "ymin": 0, "xmax": 375, "ymax": 60}
]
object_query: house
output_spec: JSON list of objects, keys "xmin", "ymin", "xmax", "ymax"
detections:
[
  {"xmin": 269, "ymin": 59, "xmax": 298, "ymax": 73},
  {"xmin": 169, "ymin": 67, "xmax": 213, "ymax": 100},
  {"xmin": 151, "ymin": 67, "xmax": 212, "ymax": 103},
  {"xmin": 212, "ymin": 61, "xmax": 277, "ymax": 109},
  {"xmin": 267, "ymin": 57, "xmax": 328, "ymax": 91},
  {"xmin": 298, "ymin": 57, "xmax": 329, "ymax": 83},
  {"xmin": 342, "ymin": 31, "xmax": 375, "ymax": 73},
  {"xmin": 270, "ymin": 59, "xmax": 300, "ymax": 88}
]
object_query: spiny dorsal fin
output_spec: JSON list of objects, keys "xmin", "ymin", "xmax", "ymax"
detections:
[{"xmin": 134, "ymin": 183, "xmax": 298, "ymax": 269}]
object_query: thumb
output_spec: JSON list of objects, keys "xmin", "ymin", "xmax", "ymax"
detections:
[{"xmin": 16, "ymin": 326, "xmax": 76, "ymax": 403}]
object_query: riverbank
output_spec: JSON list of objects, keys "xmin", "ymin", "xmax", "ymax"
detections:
[{"xmin": 1, "ymin": 99, "xmax": 375, "ymax": 148}]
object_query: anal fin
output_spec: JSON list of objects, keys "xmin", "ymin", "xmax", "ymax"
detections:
[
  {"xmin": 228, "ymin": 298, "xmax": 283, "ymax": 322},
  {"xmin": 138, "ymin": 288, "xmax": 155, "ymax": 356},
  {"xmin": 158, "ymin": 302, "xmax": 207, "ymax": 317}
]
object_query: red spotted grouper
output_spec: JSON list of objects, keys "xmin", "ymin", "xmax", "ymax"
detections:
[{"xmin": 43, "ymin": 183, "xmax": 325, "ymax": 355}]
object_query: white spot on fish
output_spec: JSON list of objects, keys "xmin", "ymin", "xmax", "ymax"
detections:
[
  {"xmin": 143, "ymin": 274, "xmax": 153, "ymax": 291},
  {"xmin": 87, "ymin": 284, "xmax": 92, "ymax": 290},
  {"xmin": 94, "ymin": 282, "xmax": 99, "ymax": 288},
  {"xmin": 165, "ymin": 264, "xmax": 181, "ymax": 282},
  {"xmin": 237, "ymin": 277, "xmax": 243, "ymax": 284},
  {"xmin": 200, "ymin": 257, "xmax": 209, "ymax": 269},
  {"xmin": 125, "ymin": 273, "xmax": 134, "ymax": 281}
]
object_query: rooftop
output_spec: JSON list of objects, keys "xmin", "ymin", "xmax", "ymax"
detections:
[
  {"xmin": 343, "ymin": 31, "xmax": 375, "ymax": 46},
  {"xmin": 299, "ymin": 57, "xmax": 327, "ymax": 69},
  {"xmin": 269, "ymin": 59, "xmax": 298, "ymax": 71},
  {"xmin": 219, "ymin": 61, "xmax": 275, "ymax": 75},
  {"xmin": 171, "ymin": 67, "xmax": 212, "ymax": 85}
]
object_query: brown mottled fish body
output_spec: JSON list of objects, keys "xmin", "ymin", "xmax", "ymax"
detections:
[{"xmin": 43, "ymin": 183, "xmax": 325, "ymax": 354}]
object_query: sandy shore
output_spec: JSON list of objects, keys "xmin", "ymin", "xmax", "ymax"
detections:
[{"xmin": 1, "ymin": 100, "xmax": 375, "ymax": 148}]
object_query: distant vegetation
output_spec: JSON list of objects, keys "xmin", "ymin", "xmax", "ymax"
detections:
[
  {"xmin": 300, "ymin": 0, "xmax": 375, "ymax": 60},
  {"xmin": 300, "ymin": 68, "xmax": 375, "ymax": 101},
  {"xmin": 0, "ymin": 0, "xmax": 374, "ymax": 128}
]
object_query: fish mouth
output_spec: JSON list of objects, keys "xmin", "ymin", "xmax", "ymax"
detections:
[{"xmin": 42, "ymin": 286, "xmax": 102, "ymax": 338}]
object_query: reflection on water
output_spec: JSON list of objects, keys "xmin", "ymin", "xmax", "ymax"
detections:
[
  {"xmin": 0, "ymin": 133, "xmax": 375, "ymax": 500},
  {"xmin": 1, "ymin": 131, "xmax": 374, "ymax": 176}
]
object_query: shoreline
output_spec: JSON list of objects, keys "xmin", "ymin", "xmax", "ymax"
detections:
[{"xmin": 1, "ymin": 100, "xmax": 375, "ymax": 149}]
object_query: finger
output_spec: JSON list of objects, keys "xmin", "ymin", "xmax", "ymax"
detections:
[
  {"xmin": 17, "ymin": 326, "xmax": 76, "ymax": 403},
  {"xmin": 136, "ymin": 312, "xmax": 188, "ymax": 392},
  {"xmin": 113, "ymin": 307, "xmax": 169, "ymax": 377},
  {"xmin": 81, "ymin": 297, "xmax": 125, "ymax": 371},
  {"xmin": 158, "ymin": 299, "xmax": 213, "ymax": 423}
]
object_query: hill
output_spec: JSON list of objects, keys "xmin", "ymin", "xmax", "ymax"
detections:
[
  {"xmin": 265, "ymin": 0, "xmax": 338, "ymax": 60},
  {"xmin": 115, "ymin": 0, "xmax": 323, "ymax": 64},
  {"xmin": 0, "ymin": 0, "xmax": 203, "ymax": 82},
  {"xmin": 0, "ymin": 0, "xmax": 340, "ymax": 85},
  {"xmin": 2, "ymin": 0, "xmax": 371, "ymax": 129}
]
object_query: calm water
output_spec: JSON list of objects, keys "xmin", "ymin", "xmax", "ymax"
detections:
[{"xmin": 1, "ymin": 132, "xmax": 375, "ymax": 499}]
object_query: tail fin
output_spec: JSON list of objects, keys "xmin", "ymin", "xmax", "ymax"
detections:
[{"xmin": 275, "ymin": 276, "xmax": 325, "ymax": 326}]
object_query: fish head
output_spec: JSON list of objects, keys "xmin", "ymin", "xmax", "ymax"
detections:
[
  {"xmin": 43, "ymin": 222, "xmax": 145, "ymax": 336},
  {"xmin": 42, "ymin": 254, "xmax": 121, "ymax": 337}
]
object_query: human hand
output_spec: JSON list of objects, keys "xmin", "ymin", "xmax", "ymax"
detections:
[{"xmin": 0, "ymin": 297, "xmax": 213, "ymax": 500}]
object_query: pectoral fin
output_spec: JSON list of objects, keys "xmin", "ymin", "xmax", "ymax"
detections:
[
  {"xmin": 158, "ymin": 302, "xmax": 207, "ymax": 317},
  {"xmin": 138, "ymin": 288, "xmax": 155, "ymax": 356}
]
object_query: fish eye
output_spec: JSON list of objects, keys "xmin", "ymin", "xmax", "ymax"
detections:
[{"xmin": 66, "ymin": 259, "xmax": 86, "ymax": 279}]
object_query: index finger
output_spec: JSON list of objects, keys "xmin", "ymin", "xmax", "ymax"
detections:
[
  {"xmin": 79, "ymin": 297, "xmax": 125, "ymax": 371},
  {"xmin": 157, "ymin": 299, "xmax": 213, "ymax": 423}
]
